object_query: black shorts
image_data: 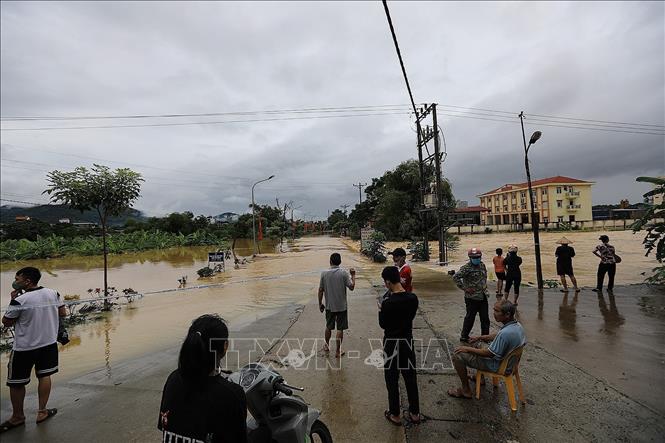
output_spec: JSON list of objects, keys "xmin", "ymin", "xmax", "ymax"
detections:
[
  {"xmin": 6, "ymin": 343, "xmax": 59, "ymax": 386},
  {"xmin": 495, "ymin": 272, "xmax": 506, "ymax": 280},
  {"xmin": 557, "ymin": 262, "xmax": 574, "ymax": 276},
  {"xmin": 325, "ymin": 310, "xmax": 348, "ymax": 331}
]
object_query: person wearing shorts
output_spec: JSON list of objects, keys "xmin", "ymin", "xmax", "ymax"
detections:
[
  {"xmin": 318, "ymin": 253, "xmax": 355, "ymax": 358},
  {"xmin": 493, "ymin": 248, "xmax": 505, "ymax": 296},
  {"xmin": 1, "ymin": 267, "xmax": 66, "ymax": 433},
  {"xmin": 448, "ymin": 300, "xmax": 526, "ymax": 400},
  {"xmin": 556, "ymin": 237, "xmax": 579, "ymax": 292}
]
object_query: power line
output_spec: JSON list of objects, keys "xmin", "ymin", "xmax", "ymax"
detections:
[
  {"xmin": 381, "ymin": 1, "xmax": 419, "ymax": 118},
  {"xmin": 0, "ymin": 104, "xmax": 412, "ymax": 121},
  {"xmin": 0, "ymin": 110, "xmax": 409, "ymax": 131}
]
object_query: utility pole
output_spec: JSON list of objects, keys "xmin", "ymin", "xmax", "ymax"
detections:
[
  {"xmin": 519, "ymin": 111, "xmax": 544, "ymax": 290},
  {"xmin": 340, "ymin": 204, "xmax": 350, "ymax": 214},
  {"xmin": 352, "ymin": 182, "xmax": 368, "ymax": 205},
  {"xmin": 415, "ymin": 103, "xmax": 449, "ymax": 265}
]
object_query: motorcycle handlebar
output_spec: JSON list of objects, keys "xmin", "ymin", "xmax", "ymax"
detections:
[{"xmin": 274, "ymin": 382, "xmax": 293, "ymax": 396}]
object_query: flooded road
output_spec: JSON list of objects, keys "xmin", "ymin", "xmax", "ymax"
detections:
[
  {"xmin": 0, "ymin": 237, "xmax": 365, "ymax": 396},
  {"xmin": 385, "ymin": 229, "xmax": 654, "ymax": 287}
]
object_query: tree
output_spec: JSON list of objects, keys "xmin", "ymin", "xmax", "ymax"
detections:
[
  {"xmin": 327, "ymin": 209, "xmax": 348, "ymax": 235},
  {"xmin": 632, "ymin": 176, "xmax": 665, "ymax": 284},
  {"xmin": 347, "ymin": 159, "xmax": 455, "ymax": 241},
  {"xmin": 45, "ymin": 165, "xmax": 143, "ymax": 309}
]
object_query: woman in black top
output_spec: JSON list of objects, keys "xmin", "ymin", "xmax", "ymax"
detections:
[
  {"xmin": 555, "ymin": 237, "xmax": 580, "ymax": 292},
  {"xmin": 378, "ymin": 266, "xmax": 420, "ymax": 427},
  {"xmin": 503, "ymin": 245, "xmax": 523, "ymax": 305},
  {"xmin": 158, "ymin": 314, "xmax": 247, "ymax": 443}
]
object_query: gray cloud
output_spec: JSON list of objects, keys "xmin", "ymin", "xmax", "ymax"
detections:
[{"xmin": 1, "ymin": 1, "xmax": 663, "ymax": 218}]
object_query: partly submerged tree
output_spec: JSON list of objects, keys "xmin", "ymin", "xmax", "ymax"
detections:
[
  {"xmin": 44, "ymin": 165, "xmax": 143, "ymax": 309},
  {"xmin": 632, "ymin": 176, "xmax": 665, "ymax": 285}
]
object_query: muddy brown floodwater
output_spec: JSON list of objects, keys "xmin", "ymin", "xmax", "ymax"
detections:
[
  {"xmin": 384, "ymin": 229, "xmax": 656, "ymax": 287},
  {"xmin": 0, "ymin": 237, "xmax": 365, "ymax": 400}
]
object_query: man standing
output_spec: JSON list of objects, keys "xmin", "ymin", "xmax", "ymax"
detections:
[
  {"xmin": 1, "ymin": 267, "xmax": 66, "ymax": 433},
  {"xmin": 592, "ymin": 235, "xmax": 618, "ymax": 292},
  {"xmin": 318, "ymin": 253, "xmax": 355, "ymax": 358},
  {"xmin": 448, "ymin": 300, "xmax": 526, "ymax": 399},
  {"xmin": 556, "ymin": 237, "xmax": 580, "ymax": 292},
  {"xmin": 378, "ymin": 266, "xmax": 420, "ymax": 426},
  {"xmin": 390, "ymin": 247, "xmax": 412, "ymax": 292},
  {"xmin": 453, "ymin": 248, "xmax": 490, "ymax": 343}
]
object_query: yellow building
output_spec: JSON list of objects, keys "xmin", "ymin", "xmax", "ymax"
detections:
[{"xmin": 478, "ymin": 176, "xmax": 594, "ymax": 225}]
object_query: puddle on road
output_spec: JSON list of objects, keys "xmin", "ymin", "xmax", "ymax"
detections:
[{"xmin": 411, "ymin": 264, "xmax": 665, "ymax": 415}]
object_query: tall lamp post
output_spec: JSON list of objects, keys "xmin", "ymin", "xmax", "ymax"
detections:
[
  {"xmin": 252, "ymin": 174, "xmax": 275, "ymax": 256},
  {"xmin": 519, "ymin": 111, "xmax": 543, "ymax": 290}
]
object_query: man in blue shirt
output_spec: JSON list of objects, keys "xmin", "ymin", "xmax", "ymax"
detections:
[{"xmin": 447, "ymin": 300, "xmax": 526, "ymax": 399}]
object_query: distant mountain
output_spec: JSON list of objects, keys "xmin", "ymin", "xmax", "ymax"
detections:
[{"xmin": 0, "ymin": 204, "xmax": 146, "ymax": 226}]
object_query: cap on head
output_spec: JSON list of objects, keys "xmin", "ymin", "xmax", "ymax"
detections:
[
  {"xmin": 467, "ymin": 248, "xmax": 482, "ymax": 258},
  {"xmin": 508, "ymin": 244, "xmax": 518, "ymax": 253},
  {"xmin": 599, "ymin": 235, "xmax": 609, "ymax": 243},
  {"xmin": 389, "ymin": 247, "xmax": 407, "ymax": 258}
]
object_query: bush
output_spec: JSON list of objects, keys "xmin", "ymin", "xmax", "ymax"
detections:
[
  {"xmin": 361, "ymin": 231, "xmax": 387, "ymax": 263},
  {"xmin": 408, "ymin": 241, "xmax": 429, "ymax": 261}
]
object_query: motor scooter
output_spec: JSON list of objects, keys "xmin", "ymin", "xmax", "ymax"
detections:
[{"xmin": 227, "ymin": 363, "xmax": 333, "ymax": 443}]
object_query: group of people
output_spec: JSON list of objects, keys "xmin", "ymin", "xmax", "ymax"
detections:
[
  {"xmin": 1, "ymin": 234, "xmax": 620, "ymax": 439},
  {"xmin": 316, "ymin": 247, "xmax": 526, "ymax": 427}
]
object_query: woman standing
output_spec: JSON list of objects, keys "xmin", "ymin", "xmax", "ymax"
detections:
[
  {"xmin": 503, "ymin": 245, "xmax": 523, "ymax": 305},
  {"xmin": 556, "ymin": 237, "xmax": 580, "ymax": 292}
]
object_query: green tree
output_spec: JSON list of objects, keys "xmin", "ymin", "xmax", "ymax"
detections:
[
  {"xmin": 348, "ymin": 159, "xmax": 455, "ymax": 241},
  {"xmin": 44, "ymin": 165, "xmax": 143, "ymax": 309},
  {"xmin": 327, "ymin": 209, "xmax": 348, "ymax": 235},
  {"xmin": 632, "ymin": 176, "xmax": 665, "ymax": 284}
]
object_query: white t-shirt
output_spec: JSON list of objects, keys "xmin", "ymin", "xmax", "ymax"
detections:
[{"xmin": 4, "ymin": 287, "xmax": 63, "ymax": 351}]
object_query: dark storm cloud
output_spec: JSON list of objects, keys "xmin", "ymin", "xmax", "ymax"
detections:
[{"xmin": 1, "ymin": 1, "xmax": 663, "ymax": 217}]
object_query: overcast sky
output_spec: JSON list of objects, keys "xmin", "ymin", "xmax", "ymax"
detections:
[{"xmin": 1, "ymin": 1, "xmax": 663, "ymax": 219}]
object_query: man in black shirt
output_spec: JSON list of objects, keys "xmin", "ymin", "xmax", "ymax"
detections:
[{"xmin": 378, "ymin": 266, "xmax": 420, "ymax": 426}]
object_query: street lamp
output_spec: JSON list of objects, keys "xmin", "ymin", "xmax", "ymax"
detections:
[
  {"xmin": 519, "ymin": 111, "xmax": 544, "ymax": 290},
  {"xmin": 252, "ymin": 174, "xmax": 275, "ymax": 256}
]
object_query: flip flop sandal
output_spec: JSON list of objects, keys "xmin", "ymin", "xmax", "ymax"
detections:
[
  {"xmin": 0, "ymin": 420, "xmax": 25, "ymax": 433},
  {"xmin": 447, "ymin": 388, "xmax": 472, "ymax": 399},
  {"xmin": 402, "ymin": 410, "xmax": 424, "ymax": 426},
  {"xmin": 384, "ymin": 410, "xmax": 402, "ymax": 426},
  {"xmin": 36, "ymin": 408, "xmax": 57, "ymax": 424}
]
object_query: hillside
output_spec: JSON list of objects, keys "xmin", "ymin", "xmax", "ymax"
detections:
[{"xmin": 0, "ymin": 204, "xmax": 146, "ymax": 226}]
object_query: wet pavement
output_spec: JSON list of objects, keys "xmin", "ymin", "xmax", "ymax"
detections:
[{"xmin": 1, "ymin": 236, "xmax": 664, "ymax": 441}]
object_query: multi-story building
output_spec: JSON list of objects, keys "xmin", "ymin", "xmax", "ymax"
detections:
[{"xmin": 478, "ymin": 176, "xmax": 594, "ymax": 226}]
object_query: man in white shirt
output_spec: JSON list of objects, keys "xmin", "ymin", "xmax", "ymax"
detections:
[{"xmin": 1, "ymin": 267, "xmax": 66, "ymax": 433}]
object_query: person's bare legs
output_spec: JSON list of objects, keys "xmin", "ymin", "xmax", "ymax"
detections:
[
  {"xmin": 570, "ymin": 275, "xmax": 580, "ymax": 291},
  {"xmin": 334, "ymin": 330, "xmax": 345, "ymax": 357},
  {"xmin": 8, "ymin": 385, "xmax": 26, "ymax": 424},
  {"xmin": 323, "ymin": 328, "xmax": 331, "ymax": 352},
  {"xmin": 560, "ymin": 275, "xmax": 568, "ymax": 291},
  {"xmin": 449, "ymin": 355, "xmax": 473, "ymax": 397},
  {"xmin": 36, "ymin": 376, "xmax": 52, "ymax": 422}
]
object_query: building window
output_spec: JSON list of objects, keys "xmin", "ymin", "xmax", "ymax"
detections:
[
  {"xmin": 504, "ymin": 205, "xmax": 508, "ymax": 211},
  {"xmin": 557, "ymin": 216, "xmax": 564, "ymax": 222},
  {"xmin": 543, "ymin": 217, "xmax": 549, "ymax": 223},
  {"xmin": 557, "ymin": 200, "xmax": 563, "ymax": 208},
  {"xmin": 541, "ymin": 188, "xmax": 547, "ymax": 195},
  {"xmin": 556, "ymin": 187, "xmax": 562, "ymax": 194},
  {"xmin": 520, "ymin": 191, "xmax": 526, "ymax": 197}
]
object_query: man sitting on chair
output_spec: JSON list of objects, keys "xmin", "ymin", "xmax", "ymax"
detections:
[{"xmin": 448, "ymin": 300, "xmax": 526, "ymax": 399}]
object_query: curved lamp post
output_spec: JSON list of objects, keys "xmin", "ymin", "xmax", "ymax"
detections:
[
  {"xmin": 520, "ymin": 111, "xmax": 544, "ymax": 289},
  {"xmin": 252, "ymin": 174, "xmax": 275, "ymax": 256}
]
